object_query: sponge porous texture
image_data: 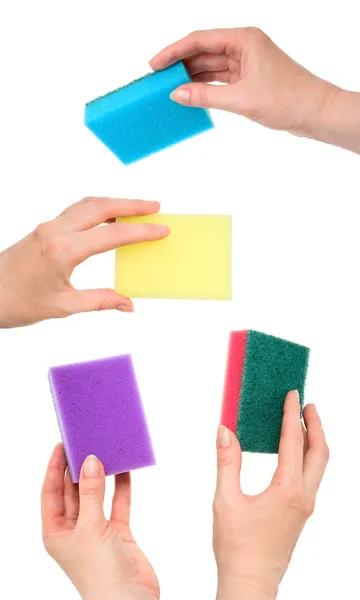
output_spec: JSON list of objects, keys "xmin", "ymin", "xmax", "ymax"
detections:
[
  {"xmin": 115, "ymin": 214, "xmax": 232, "ymax": 300},
  {"xmin": 84, "ymin": 61, "xmax": 214, "ymax": 165},
  {"xmin": 49, "ymin": 355, "xmax": 155, "ymax": 483},
  {"xmin": 222, "ymin": 330, "xmax": 310, "ymax": 453}
]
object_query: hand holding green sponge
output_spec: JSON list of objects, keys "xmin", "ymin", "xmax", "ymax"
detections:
[{"xmin": 221, "ymin": 330, "xmax": 310, "ymax": 453}]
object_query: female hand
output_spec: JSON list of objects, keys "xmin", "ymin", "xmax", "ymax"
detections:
[
  {"xmin": 0, "ymin": 197, "xmax": 169, "ymax": 328},
  {"xmin": 213, "ymin": 391, "xmax": 329, "ymax": 600},
  {"xmin": 151, "ymin": 28, "xmax": 360, "ymax": 153},
  {"xmin": 41, "ymin": 445, "xmax": 159, "ymax": 600}
]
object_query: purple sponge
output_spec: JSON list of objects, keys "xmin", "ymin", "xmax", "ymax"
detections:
[{"xmin": 48, "ymin": 354, "xmax": 155, "ymax": 483}]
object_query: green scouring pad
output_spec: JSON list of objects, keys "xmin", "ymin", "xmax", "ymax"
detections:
[{"xmin": 221, "ymin": 330, "xmax": 310, "ymax": 453}]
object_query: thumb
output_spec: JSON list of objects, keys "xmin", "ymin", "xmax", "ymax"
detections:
[
  {"xmin": 78, "ymin": 455, "xmax": 106, "ymax": 525},
  {"xmin": 170, "ymin": 82, "xmax": 231, "ymax": 111},
  {"xmin": 216, "ymin": 426, "xmax": 242, "ymax": 500},
  {"xmin": 69, "ymin": 288, "xmax": 134, "ymax": 315}
]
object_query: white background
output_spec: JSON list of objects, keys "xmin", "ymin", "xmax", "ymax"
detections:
[{"xmin": 0, "ymin": 1, "xmax": 359, "ymax": 598}]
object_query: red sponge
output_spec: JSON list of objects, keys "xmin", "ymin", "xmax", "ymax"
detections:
[{"xmin": 221, "ymin": 331, "xmax": 248, "ymax": 431}]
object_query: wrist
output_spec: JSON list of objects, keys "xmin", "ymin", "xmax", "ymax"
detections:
[
  {"xmin": 82, "ymin": 584, "xmax": 157, "ymax": 600},
  {"xmin": 0, "ymin": 287, "xmax": 17, "ymax": 328},
  {"xmin": 311, "ymin": 88, "xmax": 360, "ymax": 153},
  {"xmin": 292, "ymin": 77, "xmax": 342, "ymax": 141},
  {"xmin": 217, "ymin": 578, "xmax": 277, "ymax": 600}
]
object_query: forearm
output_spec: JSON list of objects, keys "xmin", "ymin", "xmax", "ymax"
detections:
[{"xmin": 307, "ymin": 88, "xmax": 360, "ymax": 154}]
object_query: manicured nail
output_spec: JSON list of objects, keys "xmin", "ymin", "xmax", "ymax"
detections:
[
  {"xmin": 170, "ymin": 88, "xmax": 190, "ymax": 103},
  {"xmin": 217, "ymin": 425, "xmax": 231, "ymax": 449},
  {"xmin": 83, "ymin": 455, "xmax": 101, "ymax": 478}
]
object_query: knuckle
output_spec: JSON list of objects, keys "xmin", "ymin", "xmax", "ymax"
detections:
[
  {"xmin": 212, "ymin": 494, "xmax": 227, "ymax": 516},
  {"xmin": 213, "ymin": 494, "xmax": 238, "ymax": 519},
  {"xmin": 196, "ymin": 86, "xmax": 208, "ymax": 107},
  {"xmin": 244, "ymin": 26, "xmax": 265, "ymax": 39},
  {"xmin": 322, "ymin": 443, "xmax": 330, "ymax": 464},
  {"xmin": 188, "ymin": 30, "xmax": 202, "ymax": 53},
  {"xmin": 80, "ymin": 483, "xmax": 99, "ymax": 497},
  {"xmin": 294, "ymin": 431, "xmax": 304, "ymax": 444},
  {"xmin": 283, "ymin": 430, "xmax": 304, "ymax": 446},
  {"xmin": 312, "ymin": 441, "xmax": 330, "ymax": 464},
  {"xmin": 39, "ymin": 236, "xmax": 70, "ymax": 263},
  {"xmin": 303, "ymin": 500, "xmax": 315, "ymax": 519},
  {"xmin": 282, "ymin": 483, "xmax": 304, "ymax": 509},
  {"xmin": 83, "ymin": 195, "xmax": 100, "ymax": 206},
  {"xmin": 84, "ymin": 196, "xmax": 108, "ymax": 216},
  {"xmin": 217, "ymin": 450, "xmax": 235, "ymax": 469},
  {"xmin": 189, "ymin": 29, "xmax": 201, "ymax": 40},
  {"xmin": 33, "ymin": 221, "xmax": 53, "ymax": 240},
  {"xmin": 109, "ymin": 221, "xmax": 127, "ymax": 240},
  {"xmin": 96, "ymin": 299, "xmax": 113, "ymax": 312}
]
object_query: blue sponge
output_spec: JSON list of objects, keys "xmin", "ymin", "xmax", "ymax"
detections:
[{"xmin": 84, "ymin": 62, "xmax": 214, "ymax": 165}]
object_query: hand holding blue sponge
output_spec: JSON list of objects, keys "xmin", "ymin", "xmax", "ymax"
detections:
[{"xmin": 84, "ymin": 62, "xmax": 214, "ymax": 165}]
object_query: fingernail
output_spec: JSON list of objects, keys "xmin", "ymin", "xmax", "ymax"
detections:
[
  {"xmin": 217, "ymin": 425, "xmax": 231, "ymax": 449},
  {"xmin": 170, "ymin": 88, "xmax": 190, "ymax": 103},
  {"xmin": 83, "ymin": 455, "xmax": 101, "ymax": 478},
  {"xmin": 158, "ymin": 225, "xmax": 171, "ymax": 235},
  {"xmin": 293, "ymin": 390, "xmax": 300, "ymax": 404},
  {"xmin": 117, "ymin": 304, "xmax": 134, "ymax": 312}
]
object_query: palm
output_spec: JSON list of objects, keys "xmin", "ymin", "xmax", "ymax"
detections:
[{"xmin": 110, "ymin": 520, "xmax": 159, "ymax": 596}]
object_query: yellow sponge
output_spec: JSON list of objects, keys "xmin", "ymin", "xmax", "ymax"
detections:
[{"xmin": 115, "ymin": 214, "xmax": 232, "ymax": 300}]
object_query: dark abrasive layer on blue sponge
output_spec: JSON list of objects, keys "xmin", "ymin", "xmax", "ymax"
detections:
[{"xmin": 237, "ymin": 330, "xmax": 310, "ymax": 453}]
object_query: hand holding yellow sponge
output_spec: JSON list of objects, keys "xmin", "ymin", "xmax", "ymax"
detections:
[{"xmin": 115, "ymin": 214, "xmax": 232, "ymax": 300}]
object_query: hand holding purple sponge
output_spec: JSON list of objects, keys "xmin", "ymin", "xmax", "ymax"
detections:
[{"xmin": 48, "ymin": 355, "xmax": 155, "ymax": 483}]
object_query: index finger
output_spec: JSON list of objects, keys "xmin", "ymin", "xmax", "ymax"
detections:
[
  {"xmin": 72, "ymin": 221, "xmax": 170, "ymax": 264},
  {"xmin": 41, "ymin": 444, "xmax": 66, "ymax": 534},
  {"xmin": 55, "ymin": 198, "xmax": 161, "ymax": 233},
  {"xmin": 150, "ymin": 29, "xmax": 238, "ymax": 70}
]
